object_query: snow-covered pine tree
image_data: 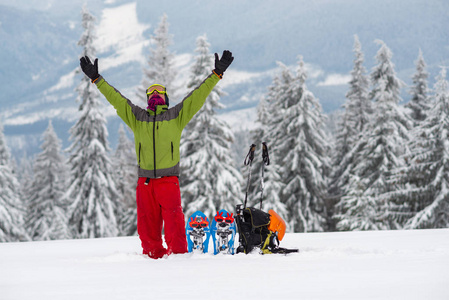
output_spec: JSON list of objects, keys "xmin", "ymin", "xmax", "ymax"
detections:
[
  {"xmin": 402, "ymin": 68, "xmax": 449, "ymax": 229},
  {"xmin": 18, "ymin": 152, "xmax": 34, "ymax": 209},
  {"xmin": 406, "ymin": 50, "xmax": 430, "ymax": 125},
  {"xmin": 338, "ymin": 41, "xmax": 411, "ymax": 230},
  {"xmin": 335, "ymin": 175, "xmax": 379, "ymax": 231},
  {"xmin": 264, "ymin": 63, "xmax": 295, "ymax": 163},
  {"xmin": 180, "ymin": 35, "xmax": 243, "ymax": 218},
  {"xmin": 272, "ymin": 56, "xmax": 330, "ymax": 232},
  {"xmin": 385, "ymin": 52, "xmax": 431, "ymax": 228},
  {"xmin": 255, "ymin": 150, "xmax": 287, "ymax": 218},
  {"xmin": 25, "ymin": 121, "xmax": 70, "ymax": 240},
  {"xmin": 247, "ymin": 66, "xmax": 289, "ymax": 220},
  {"xmin": 114, "ymin": 124, "xmax": 136, "ymax": 208},
  {"xmin": 18, "ymin": 152, "xmax": 34, "ymax": 188},
  {"xmin": 0, "ymin": 121, "xmax": 28, "ymax": 242},
  {"xmin": 244, "ymin": 103, "xmax": 265, "ymax": 206},
  {"xmin": 114, "ymin": 124, "xmax": 138, "ymax": 236},
  {"xmin": 136, "ymin": 13, "xmax": 177, "ymax": 105},
  {"xmin": 65, "ymin": 6, "xmax": 121, "ymax": 238},
  {"xmin": 329, "ymin": 36, "xmax": 372, "ymax": 228},
  {"xmin": 339, "ymin": 35, "xmax": 372, "ymax": 150}
]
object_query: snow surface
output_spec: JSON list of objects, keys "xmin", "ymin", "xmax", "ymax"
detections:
[{"xmin": 1, "ymin": 229, "xmax": 448, "ymax": 299}]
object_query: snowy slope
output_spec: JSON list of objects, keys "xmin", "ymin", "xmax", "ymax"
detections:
[
  {"xmin": 2, "ymin": 0, "xmax": 449, "ymax": 160},
  {"xmin": 1, "ymin": 229, "xmax": 448, "ymax": 300}
]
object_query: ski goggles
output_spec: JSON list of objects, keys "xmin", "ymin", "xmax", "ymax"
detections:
[
  {"xmin": 146, "ymin": 84, "xmax": 167, "ymax": 96},
  {"xmin": 189, "ymin": 216, "xmax": 209, "ymax": 228},
  {"xmin": 215, "ymin": 212, "xmax": 234, "ymax": 224}
]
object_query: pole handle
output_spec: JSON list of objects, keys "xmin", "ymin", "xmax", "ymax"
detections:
[
  {"xmin": 260, "ymin": 142, "xmax": 270, "ymax": 209},
  {"xmin": 244, "ymin": 144, "xmax": 256, "ymax": 166},
  {"xmin": 262, "ymin": 142, "xmax": 270, "ymax": 166},
  {"xmin": 243, "ymin": 144, "xmax": 256, "ymax": 209}
]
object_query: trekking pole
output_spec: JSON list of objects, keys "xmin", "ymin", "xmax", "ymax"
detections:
[
  {"xmin": 259, "ymin": 142, "xmax": 270, "ymax": 210},
  {"xmin": 243, "ymin": 144, "xmax": 256, "ymax": 209}
]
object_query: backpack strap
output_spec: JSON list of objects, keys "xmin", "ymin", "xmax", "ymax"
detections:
[
  {"xmin": 261, "ymin": 231, "xmax": 273, "ymax": 254},
  {"xmin": 261, "ymin": 230, "xmax": 299, "ymax": 254}
]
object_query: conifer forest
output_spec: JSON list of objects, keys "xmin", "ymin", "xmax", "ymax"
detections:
[{"xmin": 1, "ymin": 8, "xmax": 448, "ymax": 243}]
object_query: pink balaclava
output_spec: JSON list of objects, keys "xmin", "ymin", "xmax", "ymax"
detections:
[{"xmin": 147, "ymin": 94, "xmax": 166, "ymax": 111}]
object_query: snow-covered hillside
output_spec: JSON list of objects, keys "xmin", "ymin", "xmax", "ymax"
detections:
[
  {"xmin": 1, "ymin": 229, "xmax": 448, "ymax": 299},
  {"xmin": 1, "ymin": 0, "xmax": 449, "ymax": 160}
]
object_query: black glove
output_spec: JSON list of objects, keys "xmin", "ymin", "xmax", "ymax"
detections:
[
  {"xmin": 80, "ymin": 56, "xmax": 99, "ymax": 82},
  {"xmin": 213, "ymin": 50, "xmax": 234, "ymax": 78}
]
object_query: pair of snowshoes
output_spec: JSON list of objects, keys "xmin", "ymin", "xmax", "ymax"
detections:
[{"xmin": 186, "ymin": 209, "xmax": 236, "ymax": 255}]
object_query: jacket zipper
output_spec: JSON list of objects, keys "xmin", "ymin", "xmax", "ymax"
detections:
[
  {"xmin": 138, "ymin": 143, "xmax": 142, "ymax": 166},
  {"xmin": 171, "ymin": 142, "xmax": 174, "ymax": 160},
  {"xmin": 153, "ymin": 114, "xmax": 157, "ymax": 178}
]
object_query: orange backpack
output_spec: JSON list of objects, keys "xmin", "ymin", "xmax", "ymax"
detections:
[{"xmin": 267, "ymin": 209, "xmax": 286, "ymax": 241}]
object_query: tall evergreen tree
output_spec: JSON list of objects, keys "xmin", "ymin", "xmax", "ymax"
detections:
[
  {"xmin": 114, "ymin": 124, "xmax": 138, "ymax": 236},
  {"xmin": 337, "ymin": 41, "xmax": 411, "ymax": 230},
  {"xmin": 18, "ymin": 152, "xmax": 34, "ymax": 187},
  {"xmin": 180, "ymin": 35, "xmax": 243, "ymax": 218},
  {"xmin": 249, "ymin": 67, "xmax": 289, "ymax": 220},
  {"xmin": 18, "ymin": 152, "xmax": 34, "ymax": 210},
  {"xmin": 401, "ymin": 68, "xmax": 449, "ymax": 229},
  {"xmin": 65, "ymin": 6, "xmax": 120, "ymax": 238},
  {"xmin": 329, "ymin": 35, "xmax": 371, "ymax": 219},
  {"xmin": 338, "ymin": 35, "xmax": 371, "ymax": 154},
  {"xmin": 386, "ymin": 52, "xmax": 431, "ymax": 227},
  {"xmin": 369, "ymin": 40, "xmax": 406, "ymax": 104},
  {"xmin": 114, "ymin": 124, "xmax": 137, "ymax": 207},
  {"xmin": 255, "ymin": 151, "xmax": 287, "ymax": 218},
  {"xmin": 136, "ymin": 13, "xmax": 177, "ymax": 105},
  {"xmin": 406, "ymin": 50, "xmax": 430, "ymax": 124},
  {"xmin": 331, "ymin": 36, "xmax": 371, "ymax": 165},
  {"xmin": 0, "ymin": 121, "xmax": 28, "ymax": 242},
  {"xmin": 335, "ymin": 175, "xmax": 378, "ymax": 231},
  {"xmin": 245, "ymin": 100, "xmax": 266, "ymax": 206},
  {"xmin": 25, "ymin": 121, "xmax": 70, "ymax": 240},
  {"xmin": 272, "ymin": 56, "xmax": 330, "ymax": 232}
]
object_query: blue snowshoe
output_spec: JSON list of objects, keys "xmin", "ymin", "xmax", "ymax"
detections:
[
  {"xmin": 186, "ymin": 211, "xmax": 211, "ymax": 253},
  {"xmin": 211, "ymin": 209, "xmax": 236, "ymax": 255}
]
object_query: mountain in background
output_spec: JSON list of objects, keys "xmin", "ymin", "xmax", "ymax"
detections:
[{"xmin": 0, "ymin": 0, "xmax": 448, "ymax": 160}]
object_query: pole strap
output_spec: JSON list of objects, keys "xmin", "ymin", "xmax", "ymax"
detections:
[
  {"xmin": 244, "ymin": 144, "xmax": 256, "ymax": 166},
  {"xmin": 260, "ymin": 142, "xmax": 270, "ymax": 210},
  {"xmin": 244, "ymin": 144, "xmax": 256, "ymax": 209},
  {"xmin": 262, "ymin": 142, "xmax": 270, "ymax": 166}
]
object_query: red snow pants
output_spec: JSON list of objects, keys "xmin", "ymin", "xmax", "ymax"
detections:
[{"xmin": 136, "ymin": 176, "xmax": 187, "ymax": 259}]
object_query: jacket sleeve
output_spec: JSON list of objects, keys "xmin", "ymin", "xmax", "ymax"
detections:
[
  {"xmin": 175, "ymin": 73, "xmax": 221, "ymax": 129},
  {"xmin": 95, "ymin": 76, "xmax": 141, "ymax": 131}
]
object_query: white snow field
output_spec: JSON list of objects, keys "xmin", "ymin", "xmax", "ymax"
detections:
[{"xmin": 1, "ymin": 229, "xmax": 448, "ymax": 300}]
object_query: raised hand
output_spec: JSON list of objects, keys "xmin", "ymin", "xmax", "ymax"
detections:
[
  {"xmin": 213, "ymin": 50, "xmax": 234, "ymax": 78},
  {"xmin": 80, "ymin": 56, "xmax": 99, "ymax": 82}
]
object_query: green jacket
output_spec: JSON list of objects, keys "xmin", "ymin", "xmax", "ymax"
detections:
[{"xmin": 95, "ymin": 73, "xmax": 220, "ymax": 178}]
